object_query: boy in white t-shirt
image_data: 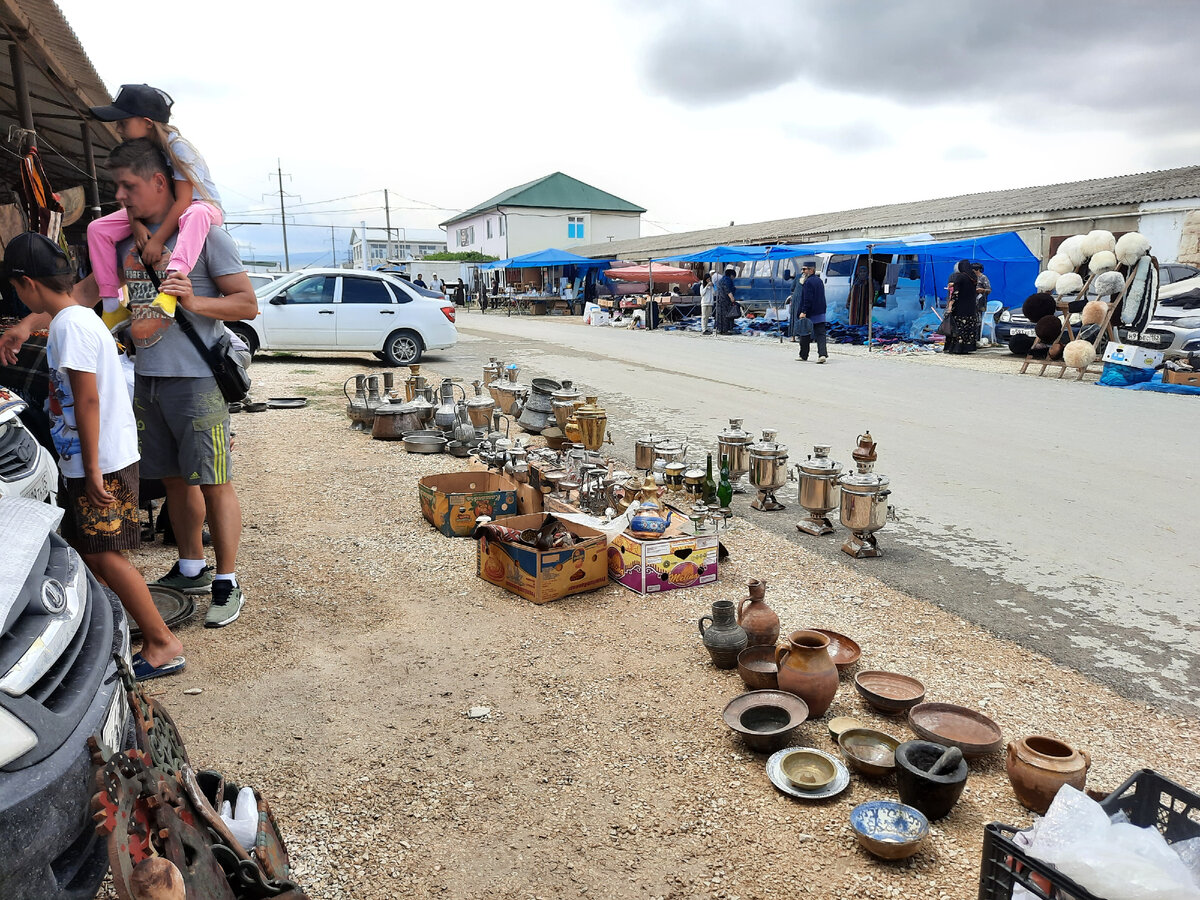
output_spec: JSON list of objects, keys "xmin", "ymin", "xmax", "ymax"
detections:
[{"xmin": 4, "ymin": 232, "xmax": 185, "ymax": 680}]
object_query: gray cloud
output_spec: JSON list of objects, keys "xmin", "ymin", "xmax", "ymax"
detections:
[
  {"xmin": 943, "ymin": 145, "xmax": 987, "ymax": 162},
  {"xmin": 639, "ymin": 0, "xmax": 1200, "ymax": 136}
]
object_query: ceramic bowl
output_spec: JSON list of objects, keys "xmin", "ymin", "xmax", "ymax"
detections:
[
  {"xmin": 908, "ymin": 702, "xmax": 1004, "ymax": 758},
  {"xmin": 854, "ymin": 670, "xmax": 926, "ymax": 715},
  {"xmin": 810, "ymin": 629, "xmax": 861, "ymax": 672},
  {"xmin": 838, "ymin": 727, "xmax": 901, "ymax": 778},
  {"xmin": 736, "ymin": 646, "xmax": 780, "ymax": 691},
  {"xmin": 827, "ymin": 716, "xmax": 863, "ymax": 742},
  {"xmin": 849, "ymin": 800, "xmax": 929, "ymax": 860},
  {"xmin": 780, "ymin": 749, "xmax": 837, "ymax": 791},
  {"xmin": 722, "ymin": 690, "xmax": 809, "ymax": 753}
]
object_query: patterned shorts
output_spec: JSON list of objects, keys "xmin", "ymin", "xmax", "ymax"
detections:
[{"xmin": 60, "ymin": 461, "xmax": 141, "ymax": 554}]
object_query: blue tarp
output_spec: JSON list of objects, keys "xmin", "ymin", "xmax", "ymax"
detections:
[
  {"xmin": 480, "ymin": 248, "xmax": 612, "ymax": 270},
  {"xmin": 1098, "ymin": 370, "xmax": 1200, "ymax": 395},
  {"xmin": 652, "ymin": 232, "xmax": 1039, "ymax": 309}
]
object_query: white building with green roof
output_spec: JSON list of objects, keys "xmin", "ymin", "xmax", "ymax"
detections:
[{"xmin": 440, "ymin": 172, "xmax": 644, "ymax": 259}]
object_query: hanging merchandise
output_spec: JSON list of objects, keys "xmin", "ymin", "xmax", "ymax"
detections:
[{"xmin": 19, "ymin": 145, "xmax": 64, "ymax": 240}]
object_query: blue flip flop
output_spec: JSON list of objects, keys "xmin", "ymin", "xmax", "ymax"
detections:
[{"xmin": 131, "ymin": 652, "xmax": 186, "ymax": 681}]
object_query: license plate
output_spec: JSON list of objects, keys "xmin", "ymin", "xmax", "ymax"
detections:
[
  {"xmin": 1125, "ymin": 331, "xmax": 1142, "ymax": 341},
  {"xmin": 1010, "ymin": 328, "xmax": 1035, "ymax": 336}
]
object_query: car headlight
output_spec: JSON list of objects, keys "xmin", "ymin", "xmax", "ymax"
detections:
[
  {"xmin": 1167, "ymin": 316, "xmax": 1200, "ymax": 329},
  {"xmin": 0, "ymin": 706, "xmax": 38, "ymax": 766},
  {"xmin": 999, "ymin": 309, "xmax": 1011, "ymax": 322}
]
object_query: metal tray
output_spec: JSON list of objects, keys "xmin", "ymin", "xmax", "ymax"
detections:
[{"xmin": 766, "ymin": 747, "xmax": 850, "ymax": 800}]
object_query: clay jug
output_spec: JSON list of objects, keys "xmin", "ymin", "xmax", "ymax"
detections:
[
  {"xmin": 737, "ymin": 579, "xmax": 780, "ymax": 647},
  {"xmin": 775, "ymin": 630, "xmax": 839, "ymax": 717},
  {"xmin": 698, "ymin": 600, "xmax": 748, "ymax": 669},
  {"xmin": 1005, "ymin": 736, "xmax": 1091, "ymax": 815}
]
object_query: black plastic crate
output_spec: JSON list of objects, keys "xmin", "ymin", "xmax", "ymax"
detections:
[{"xmin": 977, "ymin": 769, "xmax": 1200, "ymax": 900}]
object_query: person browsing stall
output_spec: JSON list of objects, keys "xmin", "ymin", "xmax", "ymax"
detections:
[
  {"xmin": 795, "ymin": 260, "xmax": 828, "ymax": 363},
  {"xmin": 3, "ymin": 232, "xmax": 186, "ymax": 679}
]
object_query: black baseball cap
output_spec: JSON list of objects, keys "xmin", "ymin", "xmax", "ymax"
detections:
[
  {"xmin": 90, "ymin": 84, "xmax": 173, "ymax": 123},
  {"xmin": 801, "ymin": 260, "xmax": 817, "ymax": 269},
  {"xmin": 3, "ymin": 232, "xmax": 72, "ymax": 280}
]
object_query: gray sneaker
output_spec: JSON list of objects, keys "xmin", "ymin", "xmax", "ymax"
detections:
[
  {"xmin": 154, "ymin": 562, "xmax": 214, "ymax": 595},
  {"xmin": 205, "ymin": 581, "xmax": 244, "ymax": 628}
]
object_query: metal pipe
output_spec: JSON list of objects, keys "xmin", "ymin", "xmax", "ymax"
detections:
[
  {"xmin": 80, "ymin": 121, "xmax": 100, "ymax": 219},
  {"xmin": 9, "ymin": 43, "xmax": 35, "ymax": 145}
]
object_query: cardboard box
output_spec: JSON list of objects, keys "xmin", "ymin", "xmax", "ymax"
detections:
[
  {"xmin": 419, "ymin": 472, "xmax": 518, "ymax": 538},
  {"xmin": 515, "ymin": 481, "xmax": 544, "ymax": 515},
  {"xmin": 1164, "ymin": 368, "xmax": 1200, "ymax": 387},
  {"xmin": 477, "ymin": 513, "xmax": 609, "ymax": 604},
  {"xmin": 609, "ymin": 530, "xmax": 719, "ymax": 595},
  {"xmin": 1102, "ymin": 343, "xmax": 1164, "ymax": 370}
]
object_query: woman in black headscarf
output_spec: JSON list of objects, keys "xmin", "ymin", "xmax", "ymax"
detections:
[{"xmin": 942, "ymin": 259, "xmax": 979, "ymax": 354}]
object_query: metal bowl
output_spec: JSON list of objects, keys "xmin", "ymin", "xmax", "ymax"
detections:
[
  {"xmin": 736, "ymin": 646, "xmax": 780, "ymax": 691},
  {"xmin": 828, "ymin": 716, "xmax": 863, "ymax": 742},
  {"xmin": 838, "ymin": 727, "xmax": 901, "ymax": 778},
  {"xmin": 446, "ymin": 440, "xmax": 471, "ymax": 458},
  {"xmin": 849, "ymin": 801, "xmax": 929, "ymax": 860},
  {"xmin": 854, "ymin": 671, "xmax": 926, "ymax": 715},
  {"xmin": 402, "ymin": 434, "xmax": 447, "ymax": 454},
  {"xmin": 722, "ymin": 690, "xmax": 809, "ymax": 753},
  {"xmin": 780, "ymin": 749, "xmax": 838, "ymax": 791}
]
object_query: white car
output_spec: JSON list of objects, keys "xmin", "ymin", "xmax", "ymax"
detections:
[
  {"xmin": 0, "ymin": 388, "xmax": 56, "ymax": 505},
  {"xmin": 228, "ymin": 269, "xmax": 458, "ymax": 365}
]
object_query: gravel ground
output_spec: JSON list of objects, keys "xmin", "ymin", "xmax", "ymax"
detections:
[{"xmin": 104, "ymin": 351, "xmax": 1197, "ymax": 900}]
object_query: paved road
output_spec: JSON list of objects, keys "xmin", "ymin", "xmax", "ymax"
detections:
[{"xmin": 436, "ymin": 313, "xmax": 1200, "ymax": 713}]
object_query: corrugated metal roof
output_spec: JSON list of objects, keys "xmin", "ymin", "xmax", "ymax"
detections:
[
  {"xmin": 577, "ymin": 165, "xmax": 1200, "ymax": 260},
  {"xmin": 1, "ymin": 0, "xmax": 119, "ymax": 214},
  {"xmin": 441, "ymin": 172, "xmax": 645, "ymax": 227}
]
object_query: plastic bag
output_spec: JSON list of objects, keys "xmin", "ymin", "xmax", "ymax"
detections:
[{"xmin": 1026, "ymin": 786, "xmax": 1200, "ymax": 900}]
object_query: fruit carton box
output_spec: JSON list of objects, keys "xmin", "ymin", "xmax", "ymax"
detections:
[
  {"xmin": 476, "ymin": 513, "xmax": 608, "ymax": 604},
  {"xmin": 609, "ymin": 529, "xmax": 719, "ymax": 596}
]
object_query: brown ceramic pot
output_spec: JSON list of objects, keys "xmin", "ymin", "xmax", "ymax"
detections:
[
  {"xmin": 737, "ymin": 579, "xmax": 780, "ymax": 647},
  {"xmin": 1005, "ymin": 735, "xmax": 1091, "ymax": 814},
  {"xmin": 774, "ymin": 630, "xmax": 839, "ymax": 717}
]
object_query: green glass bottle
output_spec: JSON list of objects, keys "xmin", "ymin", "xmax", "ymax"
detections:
[
  {"xmin": 702, "ymin": 453, "xmax": 718, "ymax": 505},
  {"xmin": 717, "ymin": 454, "xmax": 733, "ymax": 507}
]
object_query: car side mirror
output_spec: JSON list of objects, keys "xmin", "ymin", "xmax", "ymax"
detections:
[{"xmin": 269, "ymin": 294, "xmax": 287, "ymax": 305}]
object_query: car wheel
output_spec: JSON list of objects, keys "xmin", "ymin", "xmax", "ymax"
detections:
[
  {"xmin": 372, "ymin": 351, "xmax": 386, "ymax": 361},
  {"xmin": 227, "ymin": 323, "xmax": 259, "ymax": 355},
  {"xmin": 383, "ymin": 330, "xmax": 424, "ymax": 366}
]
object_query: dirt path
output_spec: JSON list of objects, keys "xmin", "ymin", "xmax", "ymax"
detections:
[{"xmin": 117, "ymin": 352, "xmax": 1200, "ymax": 900}]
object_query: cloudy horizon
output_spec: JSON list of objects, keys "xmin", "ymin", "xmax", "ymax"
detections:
[{"xmin": 57, "ymin": 0, "xmax": 1200, "ymax": 265}]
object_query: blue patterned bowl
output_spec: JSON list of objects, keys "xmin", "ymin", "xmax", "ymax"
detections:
[{"xmin": 849, "ymin": 801, "xmax": 929, "ymax": 860}]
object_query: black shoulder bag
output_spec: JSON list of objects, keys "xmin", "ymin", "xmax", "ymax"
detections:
[{"xmin": 141, "ymin": 261, "xmax": 251, "ymax": 402}]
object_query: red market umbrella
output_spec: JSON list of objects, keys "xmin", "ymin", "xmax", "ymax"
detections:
[{"xmin": 604, "ymin": 264, "xmax": 699, "ymax": 286}]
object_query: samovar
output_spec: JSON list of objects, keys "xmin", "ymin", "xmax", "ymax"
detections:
[
  {"xmin": 492, "ymin": 364, "xmax": 527, "ymax": 415},
  {"xmin": 717, "ymin": 418, "xmax": 754, "ymax": 492},
  {"xmin": 550, "ymin": 380, "xmax": 584, "ymax": 429},
  {"xmin": 403, "ymin": 365, "xmax": 423, "ymax": 402},
  {"xmin": 794, "ymin": 445, "xmax": 843, "ymax": 536},
  {"xmin": 837, "ymin": 433, "xmax": 891, "ymax": 559},
  {"xmin": 748, "ymin": 430, "xmax": 789, "ymax": 511},
  {"xmin": 574, "ymin": 396, "xmax": 610, "ymax": 452}
]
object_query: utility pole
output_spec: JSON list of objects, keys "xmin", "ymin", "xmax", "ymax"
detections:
[
  {"xmin": 276, "ymin": 160, "xmax": 290, "ymax": 270},
  {"xmin": 384, "ymin": 189, "xmax": 393, "ymax": 261},
  {"xmin": 330, "ymin": 226, "xmax": 337, "ymax": 266}
]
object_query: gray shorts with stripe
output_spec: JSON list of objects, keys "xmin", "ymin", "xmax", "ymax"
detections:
[{"xmin": 133, "ymin": 374, "xmax": 232, "ymax": 485}]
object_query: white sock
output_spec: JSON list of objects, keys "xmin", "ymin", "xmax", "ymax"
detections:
[
  {"xmin": 178, "ymin": 558, "xmax": 206, "ymax": 578},
  {"xmin": 214, "ymin": 573, "xmax": 238, "ymax": 587},
  {"xmin": 101, "ymin": 296, "xmax": 121, "ymax": 313}
]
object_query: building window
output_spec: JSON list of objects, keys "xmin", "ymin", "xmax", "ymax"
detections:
[
  {"xmin": 499, "ymin": 217, "xmax": 505, "ymax": 236},
  {"xmin": 568, "ymin": 216, "xmax": 584, "ymax": 240},
  {"xmin": 458, "ymin": 226, "xmax": 476, "ymax": 247},
  {"xmin": 486, "ymin": 218, "xmax": 493, "ymax": 239}
]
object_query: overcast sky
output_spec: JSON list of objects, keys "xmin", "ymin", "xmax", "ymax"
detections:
[{"xmin": 58, "ymin": 0, "xmax": 1200, "ymax": 266}]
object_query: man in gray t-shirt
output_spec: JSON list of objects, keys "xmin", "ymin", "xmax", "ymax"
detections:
[{"xmin": 76, "ymin": 139, "xmax": 258, "ymax": 629}]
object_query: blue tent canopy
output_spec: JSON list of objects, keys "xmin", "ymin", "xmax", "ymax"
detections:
[
  {"xmin": 654, "ymin": 232, "xmax": 1038, "ymax": 308},
  {"xmin": 480, "ymin": 248, "xmax": 612, "ymax": 270}
]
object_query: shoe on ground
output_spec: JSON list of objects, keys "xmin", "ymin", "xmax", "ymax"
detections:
[
  {"xmin": 205, "ymin": 582, "xmax": 244, "ymax": 628},
  {"xmin": 132, "ymin": 652, "xmax": 186, "ymax": 681},
  {"xmin": 797, "ymin": 356, "xmax": 808, "ymax": 361},
  {"xmin": 817, "ymin": 356, "xmax": 828, "ymax": 364},
  {"xmin": 154, "ymin": 562, "xmax": 214, "ymax": 595}
]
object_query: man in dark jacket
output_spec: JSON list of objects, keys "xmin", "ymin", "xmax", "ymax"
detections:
[{"xmin": 796, "ymin": 260, "xmax": 828, "ymax": 363}]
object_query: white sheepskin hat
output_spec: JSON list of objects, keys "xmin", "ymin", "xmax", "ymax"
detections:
[
  {"xmin": 1063, "ymin": 339, "xmax": 1097, "ymax": 370},
  {"xmin": 1055, "ymin": 272, "xmax": 1084, "ymax": 295},
  {"xmin": 1058, "ymin": 235, "xmax": 1087, "ymax": 268},
  {"xmin": 1047, "ymin": 255, "xmax": 1075, "ymax": 276},
  {"xmin": 1081, "ymin": 299, "xmax": 1109, "ymax": 326},
  {"xmin": 1092, "ymin": 270, "xmax": 1125, "ymax": 296},
  {"xmin": 1035, "ymin": 270, "xmax": 1060, "ymax": 292},
  {"xmin": 1088, "ymin": 250, "xmax": 1118, "ymax": 275},
  {"xmin": 1081, "ymin": 230, "xmax": 1117, "ymax": 258},
  {"xmin": 1115, "ymin": 232, "xmax": 1151, "ymax": 266}
]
